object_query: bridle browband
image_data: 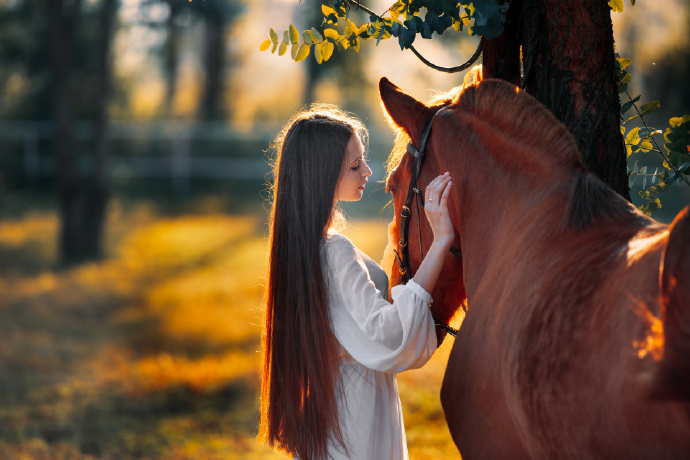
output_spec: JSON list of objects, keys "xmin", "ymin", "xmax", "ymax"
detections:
[{"xmin": 393, "ymin": 106, "xmax": 461, "ymax": 337}]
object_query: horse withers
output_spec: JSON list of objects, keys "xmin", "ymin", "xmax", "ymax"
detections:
[{"xmin": 380, "ymin": 75, "xmax": 690, "ymax": 458}]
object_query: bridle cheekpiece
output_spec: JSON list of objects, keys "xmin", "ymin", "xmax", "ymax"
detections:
[{"xmin": 392, "ymin": 106, "xmax": 461, "ymax": 337}]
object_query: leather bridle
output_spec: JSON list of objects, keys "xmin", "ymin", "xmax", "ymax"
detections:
[{"xmin": 392, "ymin": 106, "xmax": 461, "ymax": 337}]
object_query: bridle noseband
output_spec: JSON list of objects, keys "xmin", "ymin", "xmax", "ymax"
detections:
[{"xmin": 393, "ymin": 106, "xmax": 461, "ymax": 337}]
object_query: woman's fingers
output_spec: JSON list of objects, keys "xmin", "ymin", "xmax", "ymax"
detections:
[{"xmin": 425, "ymin": 172, "xmax": 450, "ymax": 205}]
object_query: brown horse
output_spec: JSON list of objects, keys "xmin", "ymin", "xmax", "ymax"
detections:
[{"xmin": 380, "ymin": 75, "xmax": 690, "ymax": 458}]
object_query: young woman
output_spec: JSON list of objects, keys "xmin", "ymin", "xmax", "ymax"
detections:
[{"xmin": 259, "ymin": 104, "xmax": 454, "ymax": 459}]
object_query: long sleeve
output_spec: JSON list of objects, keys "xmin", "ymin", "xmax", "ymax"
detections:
[{"xmin": 322, "ymin": 233, "xmax": 437, "ymax": 374}]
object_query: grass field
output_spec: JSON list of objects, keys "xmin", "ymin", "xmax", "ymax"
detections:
[{"xmin": 0, "ymin": 200, "xmax": 459, "ymax": 459}]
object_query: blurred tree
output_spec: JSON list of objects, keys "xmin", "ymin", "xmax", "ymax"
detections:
[
  {"xmin": 162, "ymin": 0, "xmax": 185, "ymax": 117},
  {"xmin": 47, "ymin": 0, "xmax": 118, "ymax": 265},
  {"xmin": 299, "ymin": 0, "xmax": 369, "ymax": 116},
  {"xmin": 0, "ymin": 0, "xmax": 55, "ymax": 120},
  {"xmin": 151, "ymin": 0, "xmax": 243, "ymax": 120},
  {"xmin": 643, "ymin": 5, "xmax": 690, "ymax": 128}
]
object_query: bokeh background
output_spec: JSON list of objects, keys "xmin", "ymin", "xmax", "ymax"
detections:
[{"xmin": 0, "ymin": 0, "xmax": 688, "ymax": 458}]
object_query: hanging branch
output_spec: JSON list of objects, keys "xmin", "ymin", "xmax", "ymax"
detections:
[
  {"xmin": 344, "ymin": 0, "xmax": 482, "ymax": 73},
  {"xmin": 409, "ymin": 40, "xmax": 483, "ymax": 73}
]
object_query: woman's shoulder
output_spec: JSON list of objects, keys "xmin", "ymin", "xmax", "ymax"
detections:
[
  {"xmin": 323, "ymin": 230, "xmax": 354, "ymax": 250},
  {"xmin": 322, "ymin": 231, "xmax": 360, "ymax": 263}
]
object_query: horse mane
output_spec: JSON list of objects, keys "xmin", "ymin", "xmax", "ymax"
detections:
[
  {"xmin": 564, "ymin": 172, "xmax": 638, "ymax": 229},
  {"xmin": 385, "ymin": 71, "xmax": 636, "ymax": 230}
]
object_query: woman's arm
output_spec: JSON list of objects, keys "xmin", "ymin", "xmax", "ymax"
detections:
[{"xmin": 412, "ymin": 172, "xmax": 454, "ymax": 294}]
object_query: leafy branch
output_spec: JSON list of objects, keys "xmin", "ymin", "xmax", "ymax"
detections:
[
  {"xmin": 260, "ymin": 1, "xmax": 507, "ymax": 72},
  {"xmin": 616, "ymin": 51, "xmax": 690, "ymax": 215}
]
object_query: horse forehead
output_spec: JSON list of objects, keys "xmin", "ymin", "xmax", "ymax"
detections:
[{"xmin": 389, "ymin": 157, "xmax": 413, "ymax": 185}]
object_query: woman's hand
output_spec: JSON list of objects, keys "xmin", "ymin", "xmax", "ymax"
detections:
[
  {"xmin": 411, "ymin": 172, "xmax": 455, "ymax": 295},
  {"xmin": 381, "ymin": 221, "xmax": 397, "ymax": 278},
  {"xmin": 423, "ymin": 172, "xmax": 454, "ymax": 250}
]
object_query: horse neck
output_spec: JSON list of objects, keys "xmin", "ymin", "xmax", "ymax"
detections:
[{"xmin": 455, "ymin": 169, "xmax": 572, "ymax": 295}]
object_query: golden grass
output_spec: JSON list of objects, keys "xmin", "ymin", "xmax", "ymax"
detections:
[{"xmin": 0, "ymin": 206, "xmax": 458, "ymax": 459}]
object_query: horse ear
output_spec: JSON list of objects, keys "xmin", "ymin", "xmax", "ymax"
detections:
[{"xmin": 379, "ymin": 77, "xmax": 436, "ymax": 143}]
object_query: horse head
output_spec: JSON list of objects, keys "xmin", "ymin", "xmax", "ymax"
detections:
[{"xmin": 379, "ymin": 77, "xmax": 467, "ymax": 340}]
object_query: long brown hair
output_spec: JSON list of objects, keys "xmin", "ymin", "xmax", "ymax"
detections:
[{"xmin": 259, "ymin": 104, "xmax": 367, "ymax": 459}]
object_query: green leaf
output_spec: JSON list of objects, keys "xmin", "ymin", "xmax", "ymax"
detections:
[
  {"xmin": 271, "ymin": 42, "xmax": 278, "ymax": 53},
  {"xmin": 303, "ymin": 31, "xmax": 314, "ymax": 45},
  {"xmin": 291, "ymin": 43, "xmax": 299, "ymax": 60},
  {"xmin": 323, "ymin": 28, "xmax": 339, "ymax": 41},
  {"xmin": 628, "ymin": 171, "xmax": 637, "ymax": 188},
  {"xmin": 621, "ymin": 95, "xmax": 640, "ymax": 115},
  {"xmin": 626, "ymin": 126, "xmax": 641, "ymax": 145},
  {"xmin": 640, "ymin": 100, "xmax": 660, "ymax": 116},
  {"xmin": 638, "ymin": 128, "xmax": 662, "ymax": 138},
  {"xmin": 269, "ymin": 28, "xmax": 279, "ymax": 44},
  {"xmin": 616, "ymin": 56, "xmax": 632, "ymax": 71},
  {"xmin": 278, "ymin": 41, "xmax": 288, "ymax": 56},
  {"xmin": 311, "ymin": 27, "xmax": 324, "ymax": 43},
  {"xmin": 609, "ymin": 0, "xmax": 624, "ymax": 12},
  {"xmin": 639, "ymin": 139, "xmax": 653, "ymax": 153},
  {"xmin": 320, "ymin": 41, "xmax": 334, "ymax": 62},
  {"xmin": 289, "ymin": 25, "xmax": 299, "ymax": 44},
  {"xmin": 617, "ymin": 72, "xmax": 632, "ymax": 94},
  {"xmin": 294, "ymin": 44, "xmax": 310, "ymax": 62},
  {"xmin": 260, "ymin": 39, "xmax": 271, "ymax": 52}
]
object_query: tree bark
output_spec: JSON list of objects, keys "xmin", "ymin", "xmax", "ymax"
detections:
[
  {"xmin": 49, "ymin": 0, "xmax": 83, "ymax": 266},
  {"xmin": 49, "ymin": 0, "xmax": 115, "ymax": 266},
  {"xmin": 163, "ymin": 1, "xmax": 182, "ymax": 117},
  {"xmin": 198, "ymin": 9, "xmax": 225, "ymax": 120},
  {"xmin": 482, "ymin": 0, "xmax": 521, "ymax": 86},
  {"xmin": 83, "ymin": 0, "xmax": 117, "ymax": 260},
  {"xmin": 519, "ymin": 0, "xmax": 630, "ymax": 200}
]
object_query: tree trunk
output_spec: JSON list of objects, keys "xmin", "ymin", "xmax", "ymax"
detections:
[
  {"xmin": 49, "ymin": 0, "xmax": 83, "ymax": 266},
  {"xmin": 83, "ymin": 0, "xmax": 117, "ymax": 260},
  {"xmin": 481, "ymin": 0, "xmax": 630, "ymax": 200},
  {"xmin": 198, "ymin": 10, "xmax": 225, "ymax": 120},
  {"xmin": 519, "ymin": 0, "xmax": 630, "ymax": 200},
  {"xmin": 163, "ymin": 1, "xmax": 182, "ymax": 117},
  {"xmin": 49, "ymin": 0, "xmax": 115, "ymax": 266},
  {"xmin": 482, "ymin": 0, "xmax": 521, "ymax": 86}
]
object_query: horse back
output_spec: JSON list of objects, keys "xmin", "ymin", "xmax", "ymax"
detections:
[{"xmin": 443, "ymin": 206, "xmax": 690, "ymax": 458}]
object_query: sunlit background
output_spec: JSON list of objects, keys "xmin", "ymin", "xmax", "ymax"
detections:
[{"xmin": 0, "ymin": 0, "xmax": 688, "ymax": 458}]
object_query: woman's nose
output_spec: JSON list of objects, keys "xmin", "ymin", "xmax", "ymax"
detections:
[{"xmin": 363, "ymin": 162, "xmax": 372, "ymax": 177}]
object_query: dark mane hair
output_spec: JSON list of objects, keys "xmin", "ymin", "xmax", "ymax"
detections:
[
  {"xmin": 259, "ymin": 104, "xmax": 367, "ymax": 459},
  {"xmin": 385, "ymin": 68, "xmax": 630, "ymax": 229}
]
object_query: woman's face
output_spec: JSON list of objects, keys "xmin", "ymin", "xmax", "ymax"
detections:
[{"xmin": 335, "ymin": 134, "xmax": 372, "ymax": 202}]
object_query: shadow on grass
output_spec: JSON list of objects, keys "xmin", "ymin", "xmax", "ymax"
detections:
[{"xmin": 0, "ymin": 206, "xmax": 271, "ymax": 458}]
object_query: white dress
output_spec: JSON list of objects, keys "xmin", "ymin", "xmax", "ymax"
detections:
[{"xmin": 318, "ymin": 232, "xmax": 437, "ymax": 460}]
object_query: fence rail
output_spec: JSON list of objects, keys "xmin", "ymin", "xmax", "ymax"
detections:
[{"xmin": 0, "ymin": 121, "xmax": 387, "ymax": 194}]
